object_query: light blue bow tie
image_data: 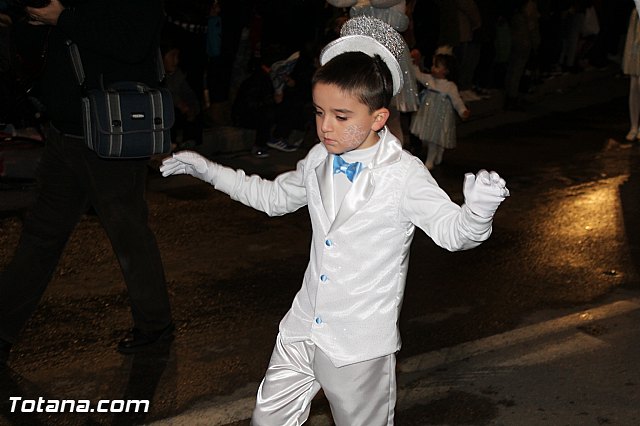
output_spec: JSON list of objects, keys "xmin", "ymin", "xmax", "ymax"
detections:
[{"xmin": 333, "ymin": 155, "xmax": 364, "ymax": 182}]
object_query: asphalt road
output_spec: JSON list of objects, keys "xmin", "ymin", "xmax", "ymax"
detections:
[{"xmin": 1, "ymin": 67, "xmax": 639, "ymax": 425}]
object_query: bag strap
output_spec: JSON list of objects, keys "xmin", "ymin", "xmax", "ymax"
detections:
[
  {"xmin": 156, "ymin": 48, "xmax": 166, "ymax": 82},
  {"xmin": 65, "ymin": 39, "xmax": 86, "ymax": 88},
  {"xmin": 65, "ymin": 40, "xmax": 166, "ymax": 88}
]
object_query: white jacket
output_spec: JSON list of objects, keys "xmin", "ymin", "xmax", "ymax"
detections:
[{"xmin": 213, "ymin": 128, "xmax": 493, "ymax": 367}]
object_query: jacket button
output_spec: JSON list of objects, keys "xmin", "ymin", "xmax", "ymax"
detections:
[
  {"xmin": 315, "ymin": 317, "xmax": 322, "ymax": 324},
  {"xmin": 325, "ymin": 239, "xmax": 332, "ymax": 247},
  {"xmin": 320, "ymin": 274, "xmax": 328, "ymax": 282}
]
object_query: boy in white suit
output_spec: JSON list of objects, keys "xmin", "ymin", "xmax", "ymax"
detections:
[{"xmin": 161, "ymin": 16, "xmax": 509, "ymax": 426}]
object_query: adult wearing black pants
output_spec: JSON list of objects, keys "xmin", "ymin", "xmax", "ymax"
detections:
[{"xmin": 0, "ymin": 0, "xmax": 173, "ymax": 366}]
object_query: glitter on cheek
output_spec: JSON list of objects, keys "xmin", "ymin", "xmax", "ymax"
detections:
[{"xmin": 341, "ymin": 124, "xmax": 369, "ymax": 150}]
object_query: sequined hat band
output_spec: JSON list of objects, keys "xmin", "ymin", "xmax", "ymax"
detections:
[{"xmin": 319, "ymin": 16, "xmax": 406, "ymax": 95}]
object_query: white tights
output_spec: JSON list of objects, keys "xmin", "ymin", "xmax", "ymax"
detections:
[{"xmin": 425, "ymin": 142, "xmax": 444, "ymax": 170}]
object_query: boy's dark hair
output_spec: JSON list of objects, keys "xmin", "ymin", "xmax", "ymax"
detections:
[
  {"xmin": 433, "ymin": 53, "xmax": 459, "ymax": 84},
  {"xmin": 312, "ymin": 51, "xmax": 393, "ymax": 112}
]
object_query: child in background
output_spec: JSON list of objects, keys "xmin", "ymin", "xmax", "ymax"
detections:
[
  {"xmin": 231, "ymin": 56, "xmax": 277, "ymax": 158},
  {"xmin": 410, "ymin": 47, "xmax": 470, "ymax": 170},
  {"xmin": 160, "ymin": 16, "xmax": 508, "ymax": 425},
  {"xmin": 161, "ymin": 39, "xmax": 203, "ymax": 150}
]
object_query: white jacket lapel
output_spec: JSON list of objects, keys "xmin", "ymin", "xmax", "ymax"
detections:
[
  {"xmin": 330, "ymin": 167, "xmax": 374, "ymax": 231},
  {"xmin": 315, "ymin": 156, "xmax": 336, "ymax": 222},
  {"xmin": 330, "ymin": 128, "xmax": 403, "ymax": 231}
]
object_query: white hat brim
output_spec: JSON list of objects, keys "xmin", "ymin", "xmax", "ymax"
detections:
[{"xmin": 319, "ymin": 35, "xmax": 403, "ymax": 96}]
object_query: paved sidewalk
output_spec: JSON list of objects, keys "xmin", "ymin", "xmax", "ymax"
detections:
[
  {"xmin": 395, "ymin": 292, "xmax": 640, "ymax": 426},
  {"xmin": 150, "ymin": 291, "xmax": 640, "ymax": 425}
]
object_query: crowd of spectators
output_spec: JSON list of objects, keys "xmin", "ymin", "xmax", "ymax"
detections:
[
  {"xmin": 158, "ymin": 0, "xmax": 633, "ymax": 154},
  {"xmin": 0, "ymin": 0, "xmax": 636, "ymax": 153}
]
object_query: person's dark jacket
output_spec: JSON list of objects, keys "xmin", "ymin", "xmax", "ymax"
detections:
[
  {"xmin": 20, "ymin": 0, "xmax": 165, "ymax": 135},
  {"xmin": 231, "ymin": 63, "xmax": 275, "ymax": 130}
]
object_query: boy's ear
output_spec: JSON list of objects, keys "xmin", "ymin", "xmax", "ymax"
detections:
[{"xmin": 372, "ymin": 108, "xmax": 390, "ymax": 132}]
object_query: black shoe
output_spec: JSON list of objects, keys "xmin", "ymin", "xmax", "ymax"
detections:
[
  {"xmin": 0, "ymin": 338, "xmax": 12, "ymax": 366},
  {"xmin": 117, "ymin": 323, "xmax": 174, "ymax": 354}
]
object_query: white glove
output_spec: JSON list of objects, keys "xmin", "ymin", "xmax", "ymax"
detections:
[
  {"xmin": 463, "ymin": 169, "xmax": 510, "ymax": 219},
  {"xmin": 159, "ymin": 151, "xmax": 220, "ymax": 185}
]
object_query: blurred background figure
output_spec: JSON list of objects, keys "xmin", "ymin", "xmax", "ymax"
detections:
[
  {"xmin": 1, "ymin": 0, "xmax": 174, "ymax": 366},
  {"xmin": 622, "ymin": 5, "xmax": 640, "ymax": 141},
  {"xmin": 503, "ymin": 0, "xmax": 540, "ymax": 111},
  {"xmin": 161, "ymin": 33, "xmax": 203, "ymax": 150}
]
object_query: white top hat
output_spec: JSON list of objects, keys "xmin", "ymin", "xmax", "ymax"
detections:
[{"xmin": 319, "ymin": 16, "xmax": 406, "ymax": 96}]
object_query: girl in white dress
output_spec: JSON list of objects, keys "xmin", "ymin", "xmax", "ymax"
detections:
[{"xmin": 410, "ymin": 49, "xmax": 470, "ymax": 170}]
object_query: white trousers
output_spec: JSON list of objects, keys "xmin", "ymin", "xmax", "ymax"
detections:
[{"xmin": 251, "ymin": 334, "xmax": 396, "ymax": 426}]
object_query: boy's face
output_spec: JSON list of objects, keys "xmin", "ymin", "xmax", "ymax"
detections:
[{"xmin": 312, "ymin": 82, "xmax": 388, "ymax": 155}]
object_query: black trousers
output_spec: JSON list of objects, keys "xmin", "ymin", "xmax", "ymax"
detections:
[{"xmin": 0, "ymin": 126, "xmax": 172, "ymax": 343}]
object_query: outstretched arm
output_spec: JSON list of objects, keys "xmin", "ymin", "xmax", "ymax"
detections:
[
  {"xmin": 160, "ymin": 151, "xmax": 220, "ymax": 185},
  {"xmin": 402, "ymin": 165, "xmax": 509, "ymax": 251},
  {"xmin": 161, "ymin": 151, "xmax": 309, "ymax": 217}
]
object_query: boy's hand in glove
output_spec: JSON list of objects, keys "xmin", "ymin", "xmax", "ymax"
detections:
[
  {"xmin": 160, "ymin": 151, "xmax": 220, "ymax": 185},
  {"xmin": 463, "ymin": 170, "xmax": 510, "ymax": 218}
]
